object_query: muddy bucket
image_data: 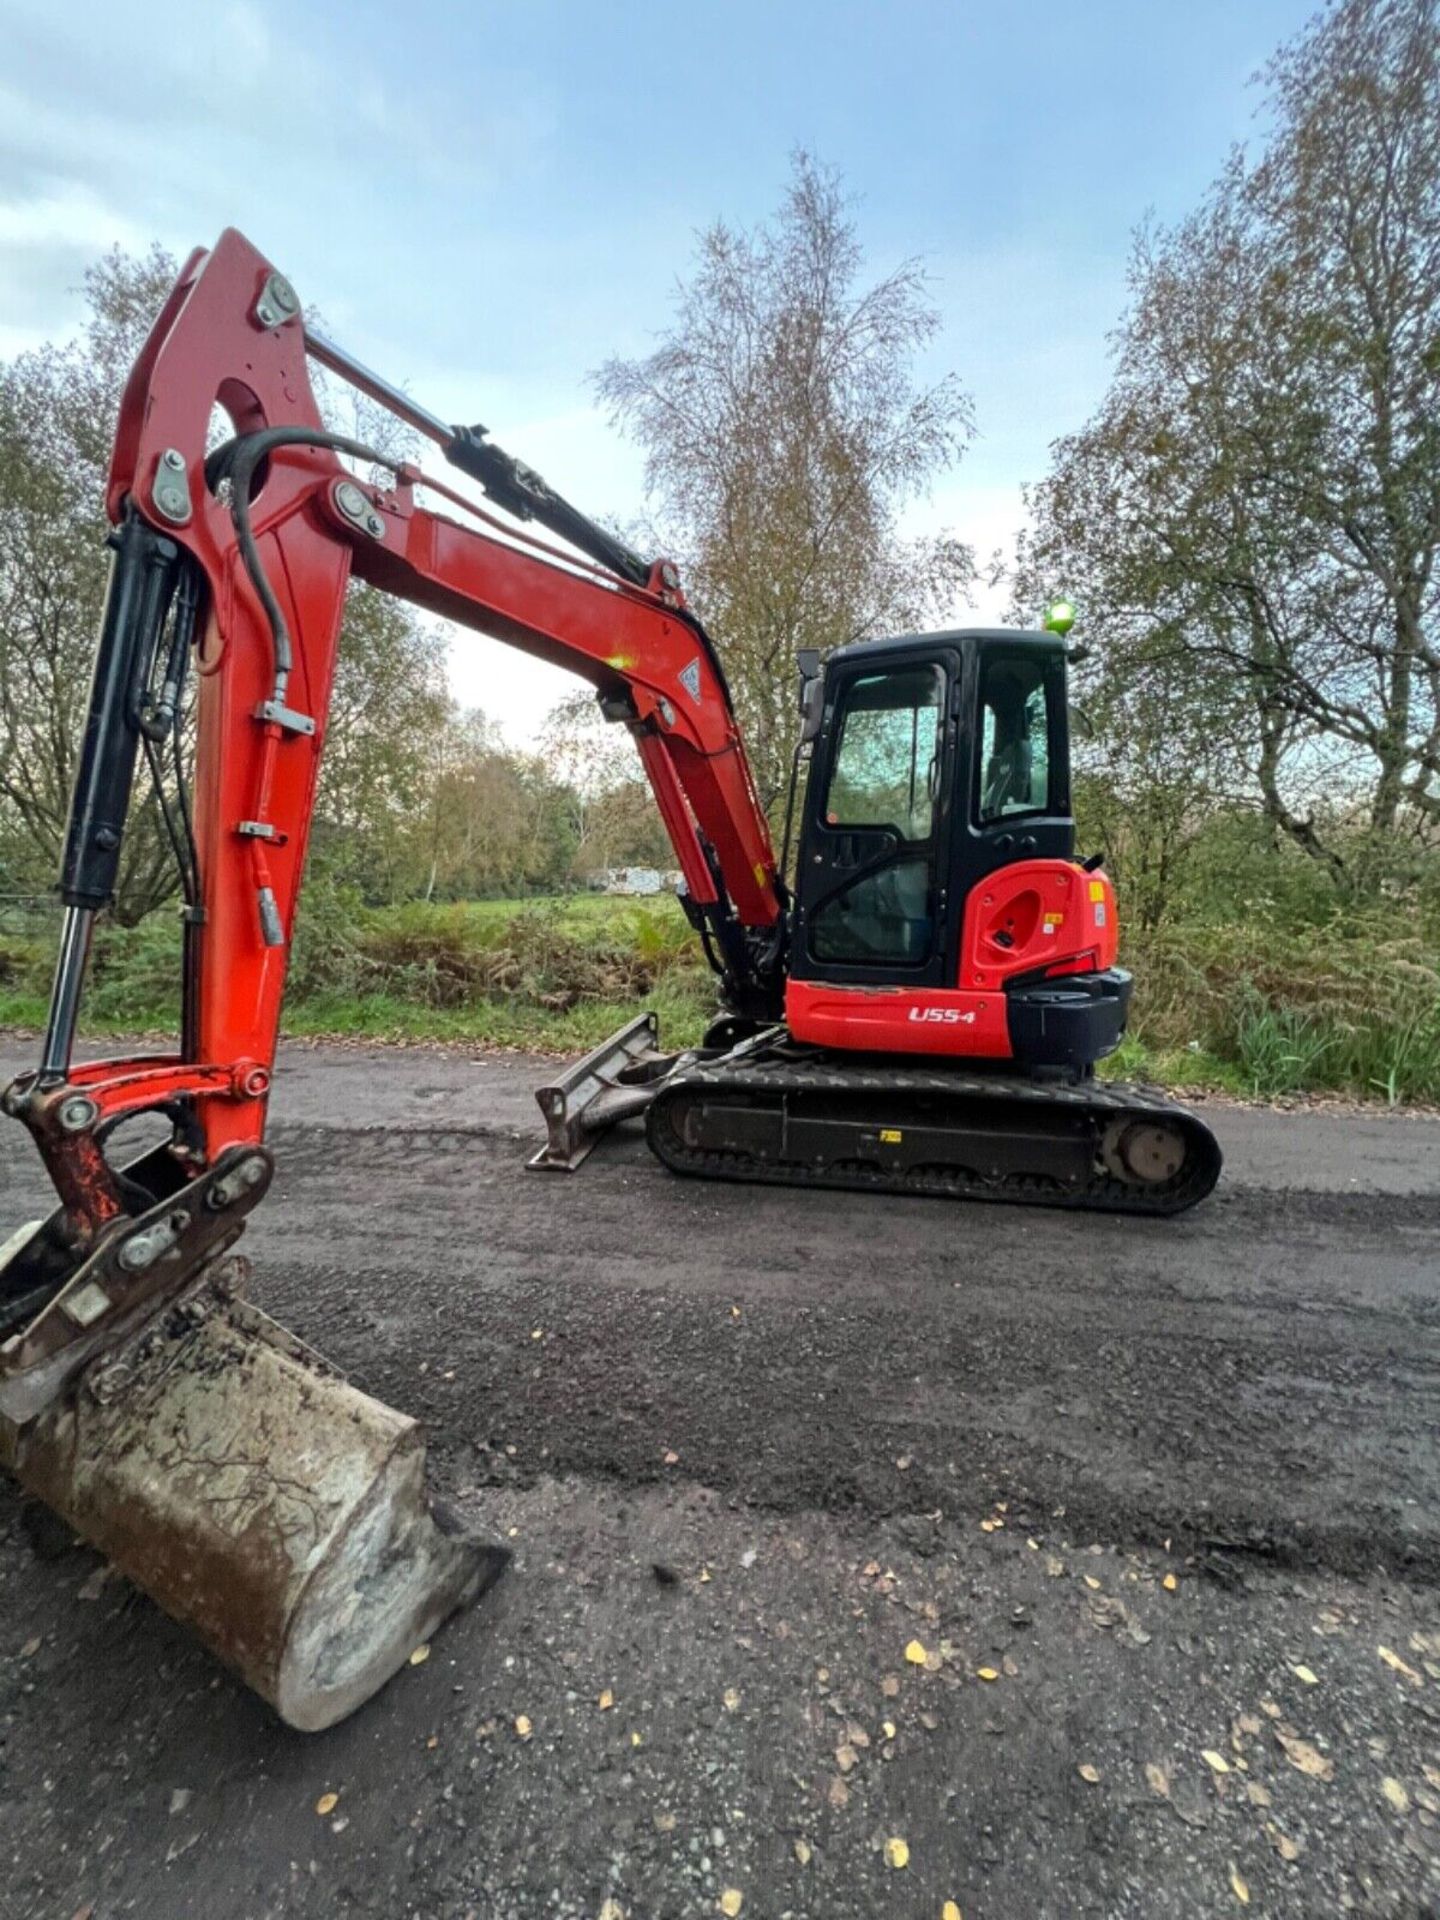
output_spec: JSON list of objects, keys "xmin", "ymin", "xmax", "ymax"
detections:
[{"xmin": 0, "ymin": 1259, "xmax": 507, "ymax": 1730}]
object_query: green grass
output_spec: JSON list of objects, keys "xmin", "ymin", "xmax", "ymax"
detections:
[
  {"xmin": 0, "ymin": 893, "xmax": 715, "ymax": 1055},
  {"xmin": 4, "ymin": 892, "xmax": 1436, "ymax": 1104},
  {"xmin": 278, "ymin": 973, "xmax": 714, "ymax": 1053}
]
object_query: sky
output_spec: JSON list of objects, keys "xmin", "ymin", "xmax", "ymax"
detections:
[{"xmin": 2, "ymin": 0, "xmax": 1317, "ymax": 745}]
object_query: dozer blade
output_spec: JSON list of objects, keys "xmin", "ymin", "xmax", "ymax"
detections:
[
  {"xmin": 527, "ymin": 1010, "xmax": 681, "ymax": 1170},
  {"xmin": 0, "ymin": 1254, "xmax": 507, "ymax": 1731}
]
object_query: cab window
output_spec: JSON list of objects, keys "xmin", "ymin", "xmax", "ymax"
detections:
[
  {"xmin": 978, "ymin": 655, "xmax": 1053, "ymax": 821},
  {"xmin": 823, "ymin": 666, "xmax": 945, "ymax": 842}
]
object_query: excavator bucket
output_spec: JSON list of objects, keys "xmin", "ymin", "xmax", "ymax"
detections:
[{"xmin": 0, "ymin": 1249, "xmax": 507, "ymax": 1731}]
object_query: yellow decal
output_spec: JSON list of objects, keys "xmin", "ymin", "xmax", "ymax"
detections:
[
  {"xmin": 879, "ymin": 1129, "xmax": 903, "ymax": 1144},
  {"xmin": 755, "ymin": 862, "xmax": 768, "ymax": 890},
  {"xmin": 1088, "ymin": 879, "xmax": 1106, "ymax": 902},
  {"xmin": 1044, "ymin": 912, "xmax": 1064, "ymax": 928}
]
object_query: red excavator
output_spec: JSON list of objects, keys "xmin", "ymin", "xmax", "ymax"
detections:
[{"xmin": 0, "ymin": 231, "xmax": 1220, "ymax": 1729}]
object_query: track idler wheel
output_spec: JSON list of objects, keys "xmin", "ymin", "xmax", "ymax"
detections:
[
  {"xmin": 0, "ymin": 1259, "xmax": 508, "ymax": 1730},
  {"xmin": 1100, "ymin": 1117, "xmax": 1188, "ymax": 1186}
]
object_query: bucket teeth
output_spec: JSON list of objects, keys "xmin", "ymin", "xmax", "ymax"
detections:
[{"xmin": 0, "ymin": 1258, "xmax": 507, "ymax": 1730}]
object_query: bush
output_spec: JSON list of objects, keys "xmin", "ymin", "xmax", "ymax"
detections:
[
  {"xmin": 1122, "ymin": 909, "xmax": 1440, "ymax": 1102},
  {"xmin": 354, "ymin": 902, "xmax": 702, "ymax": 1011}
]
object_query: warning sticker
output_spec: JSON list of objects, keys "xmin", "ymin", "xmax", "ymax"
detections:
[
  {"xmin": 678, "ymin": 658, "xmax": 702, "ymax": 703},
  {"xmin": 879, "ymin": 1129, "xmax": 903, "ymax": 1144},
  {"xmin": 1088, "ymin": 879, "xmax": 1106, "ymax": 902}
]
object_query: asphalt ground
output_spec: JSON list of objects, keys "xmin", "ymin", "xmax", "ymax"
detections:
[{"xmin": 0, "ymin": 1038, "xmax": 1438, "ymax": 1919}]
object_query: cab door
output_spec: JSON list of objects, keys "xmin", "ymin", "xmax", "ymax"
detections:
[
  {"xmin": 792, "ymin": 653, "xmax": 957, "ymax": 987},
  {"xmin": 956, "ymin": 641, "xmax": 1072, "ymax": 903}
]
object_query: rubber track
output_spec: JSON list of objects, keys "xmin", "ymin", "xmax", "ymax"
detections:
[{"xmin": 645, "ymin": 1054, "xmax": 1223, "ymax": 1216}]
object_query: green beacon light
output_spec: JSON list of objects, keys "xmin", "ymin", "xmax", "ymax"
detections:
[{"xmin": 1042, "ymin": 596, "xmax": 1076, "ymax": 637}]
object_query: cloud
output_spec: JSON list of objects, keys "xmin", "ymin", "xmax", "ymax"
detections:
[
  {"xmin": 0, "ymin": 181, "xmax": 154, "ymax": 340},
  {"xmin": 0, "ymin": 0, "xmax": 557, "ymax": 355}
]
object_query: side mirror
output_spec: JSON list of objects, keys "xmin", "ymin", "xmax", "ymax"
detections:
[{"xmin": 796, "ymin": 649, "xmax": 825, "ymax": 743}]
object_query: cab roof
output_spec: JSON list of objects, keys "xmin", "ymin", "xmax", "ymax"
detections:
[{"xmin": 826, "ymin": 627, "xmax": 1062, "ymax": 668}]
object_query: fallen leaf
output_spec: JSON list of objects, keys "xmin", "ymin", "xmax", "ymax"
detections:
[
  {"xmin": 1163, "ymin": 1573, "xmax": 1178, "ymax": 1593},
  {"xmin": 719, "ymin": 1891, "xmax": 744, "ymax": 1917},
  {"xmin": 905, "ymin": 1639, "xmax": 928, "ymax": 1665},
  {"xmin": 1078, "ymin": 1763, "xmax": 1100, "ymax": 1784},
  {"xmin": 723, "ymin": 1688, "xmax": 741, "ymax": 1712},
  {"xmin": 19, "ymin": 1636, "xmax": 40, "ymax": 1658},
  {"xmin": 923, "ymin": 1648, "xmax": 943, "ymax": 1673},
  {"xmin": 980, "ymin": 1519, "xmax": 998, "ymax": 1533},
  {"xmin": 1027, "ymin": 1537, "xmax": 1040, "ymax": 1550},
  {"xmin": 828, "ymin": 1775, "xmax": 850, "ymax": 1808},
  {"xmin": 426, "ymin": 1735, "xmax": 438, "ymax": 1750},
  {"xmin": 884, "ymin": 1836, "xmax": 910, "ymax": 1869},
  {"xmin": 882, "ymin": 1720, "xmax": 897, "ymax": 1740},
  {"xmin": 1045, "ymin": 1555, "xmax": 1065, "ymax": 1577},
  {"xmin": 1083, "ymin": 1575, "xmax": 1102, "ymax": 1591},
  {"xmin": 943, "ymin": 1905, "xmax": 963, "ymax": 1920},
  {"xmin": 1237, "ymin": 1712, "xmax": 1263, "ymax": 1736},
  {"xmin": 1246, "ymin": 1781, "xmax": 1272, "ymax": 1808},
  {"xmin": 1145, "ymin": 1763, "xmax": 1170, "ymax": 1798},
  {"xmin": 1230, "ymin": 1864, "xmax": 1250, "ymax": 1905},
  {"xmin": 882, "ymin": 1674, "xmax": 901, "ymax": 1698},
  {"xmin": 598, "ymin": 1902, "xmax": 626, "ymax": 1920},
  {"xmin": 976, "ymin": 1667, "xmax": 999, "ymax": 1683},
  {"xmin": 531, "ymin": 1328, "xmax": 543, "ymax": 1340},
  {"xmin": 794, "ymin": 1839, "xmax": 811, "ymax": 1866},
  {"xmin": 598, "ymin": 1689, "xmax": 614, "ymax": 1711},
  {"xmin": 76, "ymin": 1567, "xmax": 110, "ymax": 1602},
  {"xmin": 654, "ymin": 1810, "xmax": 677, "ymax": 1833},
  {"xmin": 663, "ymin": 1450, "xmax": 679, "ymax": 1466},
  {"xmin": 514, "ymin": 1714, "xmax": 533, "ymax": 1740},
  {"xmin": 862, "ymin": 1560, "xmax": 882, "ymax": 1578},
  {"xmin": 1290, "ymin": 1663, "xmax": 1319, "ymax": 1686},
  {"xmin": 1276, "ymin": 1731, "xmax": 1334, "ymax": 1781},
  {"xmin": 699, "ymin": 1567, "xmax": 712, "ymax": 1583},
  {"xmin": 896, "ymin": 1455, "xmax": 912, "ymax": 1470},
  {"xmin": 1379, "ymin": 1645, "xmax": 1424, "ymax": 1687},
  {"xmin": 1203, "ymin": 1750, "xmax": 1231, "ymax": 1775},
  {"xmin": 408, "ymin": 1644, "xmax": 430, "ymax": 1666},
  {"xmin": 835, "ymin": 1744, "xmax": 858, "ymax": 1773},
  {"xmin": 631, "ymin": 1730, "xmax": 643, "ymax": 1748},
  {"xmin": 315, "ymin": 1792, "xmax": 339, "ymax": 1816},
  {"xmin": 1002, "ymin": 1655, "xmax": 1019, "ymax": 1678},
  {"xmin": 1260, "ymin": 1698, "xmax": 1282, "ymax": 1719},
  {"xmin": 1383, "ymin": 1776, "xmax": 1411, "ymax": 1814},
  {"xmin": 1267, "ymin": 1824, "xmax": 1300, "ymax": 1862}
]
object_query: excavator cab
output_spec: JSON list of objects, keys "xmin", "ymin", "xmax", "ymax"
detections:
[
  {"xmin": 781, "ymin": 630, "xmax": 1132, "ymax": 1072},
  {"xmin": 791, "ymin": 631, "xmax": 1070, "ymax": 987}
]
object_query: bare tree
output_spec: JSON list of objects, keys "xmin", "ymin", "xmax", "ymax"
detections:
[{"xmin": 594, "ymin": 153, "xmax": 976, "ymax": 810}]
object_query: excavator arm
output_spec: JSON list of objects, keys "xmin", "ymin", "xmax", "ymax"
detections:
[{"xmin": 0, "ymin": 228, "xmax": 786, "ymax": 1729}]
